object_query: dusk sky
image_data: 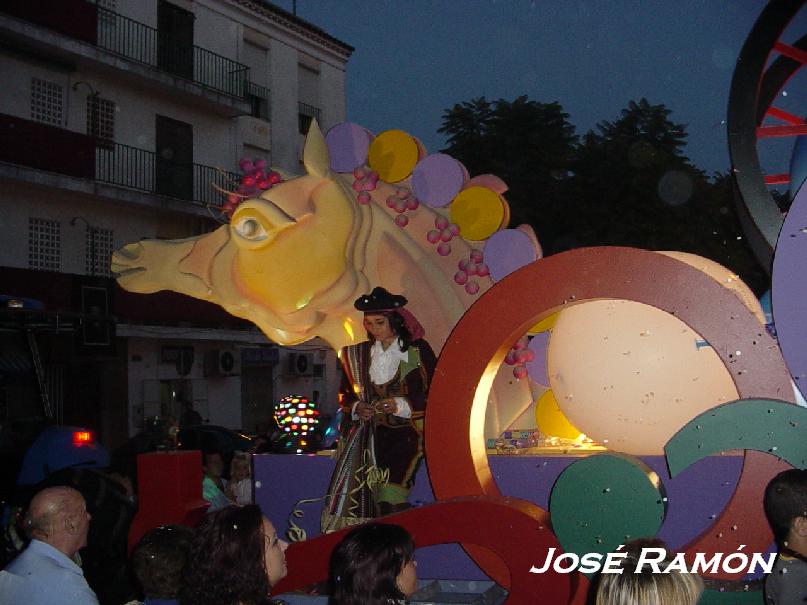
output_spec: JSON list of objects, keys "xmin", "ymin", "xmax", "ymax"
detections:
[{"xmin": 275, "ymin": 1, "xmax": 807, "ymax": 179}]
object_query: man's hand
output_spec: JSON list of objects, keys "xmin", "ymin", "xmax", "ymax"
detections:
[
  {"xmin": 355, "ymin": 401, "xmax": 374, "ymax": 420},
  {"xmin": 375, "ymin": 398, "xmax": 398, "ymax": 415}
]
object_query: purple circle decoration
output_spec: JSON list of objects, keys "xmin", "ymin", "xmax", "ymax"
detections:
[
  {"xmin": 411, "ymin": 153, "xmax": 465, "ymax": 208},
  {"xmin": 483, "ymin": 229, "xmax": 538, "ymax": 282},
  {"xmin": 325, "ymin": 122, "xmax": 372, "ymax": 173},
  {"xmin": 772, "ymin": 180, "xmax": 807, "ymax": 400},
  {"xmin": 525, "ymin": 332, "xmax": 549, "ymax": 386}
]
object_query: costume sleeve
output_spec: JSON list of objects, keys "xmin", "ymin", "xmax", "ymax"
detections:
[
  {"xmin": 400, "ymin": 338, "xmax": 437, "ymax": 417},
  {"xmin": 393, "ymin": 397, "xmax": 412, "ymax": 418},
  {"xmin": 338, "ymin": 347, "xmax": 359, "ymax": 412}
]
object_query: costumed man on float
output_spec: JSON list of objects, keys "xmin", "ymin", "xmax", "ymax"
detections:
[{"xmin": 321, "ymin": 287, "xmax": 436, "ymax": 532}]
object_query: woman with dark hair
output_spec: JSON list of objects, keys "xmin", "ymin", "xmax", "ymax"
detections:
[
  {"xmin": 321, "ymin": 288, "xmax": 436, "ymax": 532},
  {"xmin": 179, "ymin": 505, "xmax": 288, "ymax": 605},
  {"xmin": 330, "ymin": 524, "xmax": 417, "ymax": 605}
]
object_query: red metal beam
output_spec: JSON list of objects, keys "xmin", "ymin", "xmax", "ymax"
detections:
[
  {"xmin": 764, "ymin": 173, "xmax": 791, "ymax": 185},
  {"xmin": 757, "ymin": 124, "xmax": 807, "ymax": 138},
  {"xmin": 775, "ymin": 41, "xmax": 807, "ymax": 64},
  {"xmin": 766, "ymin": 106, "xmax": 805, "ymax": 125}
]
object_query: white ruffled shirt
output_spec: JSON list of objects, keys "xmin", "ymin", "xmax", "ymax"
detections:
[{"xmin": 352, "ymin": 339, "xmax": 412, "ymax": 419}]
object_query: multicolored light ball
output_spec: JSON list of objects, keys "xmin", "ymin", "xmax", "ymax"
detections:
[{"xmin": 274, "ymin": 395, "xmax": 319, "ymax": 433}]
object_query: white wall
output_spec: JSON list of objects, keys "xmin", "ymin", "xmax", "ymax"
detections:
[
  {"xmin": 0, "ymin": 182, "xmax": 178, "ymax": 272},
  {"xmin": 268, "ymin": 36, "xmax": 299, "ymax": 171},
  {"xmin": 206, "ymin": 375, "xmax": 242, "ymax": 427},
  {"xmin": 194, "ymin": 2, "xmax": 240, "ymax": 59},
  {"xmin": 320, "ymin": 62, "xmax": 347, "ymax": 130},
  {"xmin": 115, "ymin": 0, "xmax": 158, "ymax": 28},
  {"xmin": 127, "ymin": 337, "xmax": 244, "ymax": 434}
]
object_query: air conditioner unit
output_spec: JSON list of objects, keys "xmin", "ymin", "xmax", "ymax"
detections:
[
  {"xmin": 287, "ymin": 352, "xmax": 313, "ymax": 376},
  {"xmin": 204, "ymin": 349, "xmax": 239, "ymax": 377}
]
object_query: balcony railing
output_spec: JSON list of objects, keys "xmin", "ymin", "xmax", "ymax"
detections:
[
  {"xmin": 95, "ymin": 142, "xmax": 238, "ymax": 207},
  {"xmin": 96, "ymin": 7, "xmax": 249, "ymax": 98}
]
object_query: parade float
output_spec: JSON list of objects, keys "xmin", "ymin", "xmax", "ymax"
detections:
[{"xmin": 117, "ymin": 3, "xmax": 807, "ymax": 603}]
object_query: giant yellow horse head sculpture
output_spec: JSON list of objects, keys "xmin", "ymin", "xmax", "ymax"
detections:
[{"xmin": 113, "ymin": 121, "xmax": 539, "ymax": 432}]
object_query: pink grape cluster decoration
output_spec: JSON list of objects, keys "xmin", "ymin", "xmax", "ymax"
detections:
[
  {"xmin": 504, "ymin": 335, "xmax": 535, "ymax": 380},
  {"xmin": 223, "ymin": 158, "xmax": 283, "ymax": 217},
  {"xmin": 454, "ymin": 249, "xmax": 489, "ymax": 295},
  {"xmin": 386, "ymin": 187, "xmax": 420, "ymax": 228},
  {"xmin": 427, "ymin": 216, "xmax": 461, "ymax": 257},
  {"xmin": 352, "ymin": 166, "xmax": 379, "ymax": 204}
]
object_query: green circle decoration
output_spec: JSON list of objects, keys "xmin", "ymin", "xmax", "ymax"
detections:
[{"xmin": 549, "ymin": 454, "xmax": 665, "ymax": 566}]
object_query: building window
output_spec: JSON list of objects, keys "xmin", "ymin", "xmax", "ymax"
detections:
[
  {"xmin": 246, "ymin": 82, "xmax": 270, "ymax": 121},
  {"xmin": 30, "ymin": 79, "xmax": 63, "ymax": 126},
  {"xmin": 297, "ymin": 63, "xmax": 320, "ymax": 134},
  {"xmin": 85, "ymin": 227, "xmax": 114, "ymax": 277},
  {"xmin": 298, "ymin": 102, "xmax": 322, "ymax": 135},
  {"xmin": 86, "ymin": 96, "xmax": 116, "ymax": 144},
  {"xmin": 28, "ymin": 218, "xmax": 61, "ymax": 271}
]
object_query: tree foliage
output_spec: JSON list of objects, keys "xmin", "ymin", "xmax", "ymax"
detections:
[
  {"xmin": 439, "ymin": 96, "xmax": 577, "ymax": 229},
  {"xmin": 438, "ymin": 95, "xmax": 767, "ymax": 293}
]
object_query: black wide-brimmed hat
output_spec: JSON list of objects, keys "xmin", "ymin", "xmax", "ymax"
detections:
[{"xmin": 354, "ymin": 287, "xmax": 407, "ymax": 312}]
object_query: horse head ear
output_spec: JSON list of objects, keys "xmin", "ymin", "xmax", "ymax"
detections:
[{"xmin": 303, "ymin": 119, "xmax": 331, "ymax": 179}]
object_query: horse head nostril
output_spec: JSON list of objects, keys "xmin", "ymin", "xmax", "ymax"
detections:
[{"xmin": 114, "ymin": 242, "xmax": 144, "ymax": 261}]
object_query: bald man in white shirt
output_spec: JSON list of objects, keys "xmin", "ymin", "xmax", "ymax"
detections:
[{"xmin": 2, "ymin": 486, "xmax": 99, "ymax": 605}]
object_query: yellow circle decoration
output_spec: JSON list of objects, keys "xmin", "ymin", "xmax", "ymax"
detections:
[
  {"xmin": 528, "ymin": 312, "xmax": 559, "ymax": 334},
  {"xmin": 367, "ymin": 130, "xmax": 419, "ymax": 183},
  {"xmin": 449, "ymin": 187, "xmax": 505, "ymax": 241},
  {"xmin": 534, "ymin": 390, "xmax": 582, "ymax": 440}
]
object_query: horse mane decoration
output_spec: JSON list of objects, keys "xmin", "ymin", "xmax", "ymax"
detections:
[{"xmin": 112, "ymin": 121, "xmax": 543, "ymax": 434}]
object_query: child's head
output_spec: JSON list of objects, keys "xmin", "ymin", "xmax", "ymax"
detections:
[
  {"xmin": 230, "ymin": 451, "xmax": 251, "ymax": 482},
  {"xmin": 202, "ymin": 450, "xmax": 224, "ymax": 480},
  {"xmin": 764, "ymin": 469, "xmax": 807, "ymax": 545},
  {"xmin": 595, "ymin": 553, "xmax": 703, "ymax": 605},
  {"xmin": 132, "ymin": 525, "xmax": 193, "ymax": 599}
]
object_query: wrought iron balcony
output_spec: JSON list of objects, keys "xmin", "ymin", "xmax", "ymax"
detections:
[
  {"xmin": 95, "ymin": 141, "xmax": 238, "ymax": 207},
  {"xmin": 96, "ymin": 7, "xmax": 249, "ymax": 98}
]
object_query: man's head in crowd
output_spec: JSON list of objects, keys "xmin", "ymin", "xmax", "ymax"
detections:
[
  {"xmin": 25, "ymin": 486, "xmax": 91, "ymax": 558},
  {"xmin": 765, "ymin": 468, "xmax": 807, "ymax": 554}
]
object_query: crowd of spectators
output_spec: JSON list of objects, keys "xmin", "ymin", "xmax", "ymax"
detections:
[{"xmin": 1, "ymin": 467, "xmax": 805, "ymax": 605}]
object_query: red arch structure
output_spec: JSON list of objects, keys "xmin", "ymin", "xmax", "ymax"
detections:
[{"xmin": 273, "ymin": 496, "xmax": 572, "ymax": 605}]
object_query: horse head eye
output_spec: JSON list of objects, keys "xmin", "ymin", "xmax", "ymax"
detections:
[{"xmin": 234, "ymin": 217, "xmax": 267, "ymax": 241}]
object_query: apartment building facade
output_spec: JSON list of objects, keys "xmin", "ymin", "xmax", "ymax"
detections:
[{"xmin": 0, "ymin": 0, "xmax": 352, "ymax": 447}]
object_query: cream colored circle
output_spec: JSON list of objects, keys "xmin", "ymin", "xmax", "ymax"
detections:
[{"xmin": 547, "ymin": 299, "xmax": 739, "ymax": 455}]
